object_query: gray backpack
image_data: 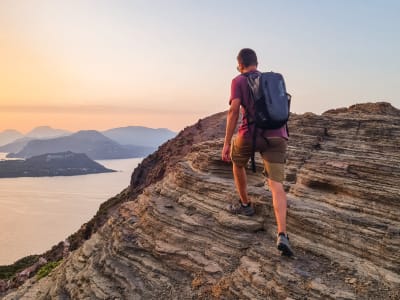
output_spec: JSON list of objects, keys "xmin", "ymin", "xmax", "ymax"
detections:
[
  {"xmin": 244, "ymin": 71, "xmax": 291, "ymax": 130},
  {"xmin": 244, "ymin": 71, "xmax": 291, "ymax": 172}
]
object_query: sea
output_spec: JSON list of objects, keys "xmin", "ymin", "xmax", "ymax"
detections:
[{"xmin": 0, "ymin": 153, "xmax": 142, "ymax": 265}]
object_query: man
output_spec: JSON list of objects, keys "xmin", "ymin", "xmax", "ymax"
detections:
[{"xmin": 221, "ymin": 48, "xmax": 293, "ymax": 257}]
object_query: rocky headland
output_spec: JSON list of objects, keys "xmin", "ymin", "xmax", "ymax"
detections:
[
  {"xmin": 0, "ymin": 151, "xmax": 115, "ymax": 178},
  {"xmin": 1, "ymin": 102, "xmax": 399, "ymax": 299}
]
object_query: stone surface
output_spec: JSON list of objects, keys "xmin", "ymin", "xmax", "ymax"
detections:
[{"xmin": 2, "ymin": 102, "xmax": 399, "ymax": 299}]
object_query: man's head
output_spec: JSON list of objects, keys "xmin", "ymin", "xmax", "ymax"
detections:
[{"xmin": 237, "ymin": 48, "xmax": 258, "ymax": 73}]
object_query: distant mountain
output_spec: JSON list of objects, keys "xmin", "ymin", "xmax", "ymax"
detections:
[
  {"xmin": 102, "ymin": 126, "xmax": 176, "ymax": 148},
  {"xmin": 0, "ymin": 126, "xmax": 70, "ymax": 153},
  {"xmin": 0, "ymin": 126, "xmax": 174, "ymax": 157},
  {"xmin": 0, "ymin": 137, "xmax": 35, "ymax": 153},
  {"xmin": 7, "ymin": 130, "xmax": 154, "ymax": 160},
  {"xmin": 0, "ymin": 129, "xmax": 23, "ymax": 147},
  {"xmin": 26, "ymin": 126, "xmax": 71, "ymax": 139},
  {"xmin": 0, "ymin": 151, "xmax": 115, "ymax": 178}
]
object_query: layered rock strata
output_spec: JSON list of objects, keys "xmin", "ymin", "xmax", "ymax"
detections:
[{"xmin": 3, "ymin": 102, "xmax": 399, "ymax": 299}]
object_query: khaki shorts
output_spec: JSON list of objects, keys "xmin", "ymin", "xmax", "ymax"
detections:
[{"xmin": 230, "ymin": 135, "xmax": 287, "ymax": 183}]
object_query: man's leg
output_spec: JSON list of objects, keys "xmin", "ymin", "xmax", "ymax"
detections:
[
  {"xmin": 268, "ymin": 179, "xmax": 287, "ymax": 234},
  {"xmin": 260, "ymin": 137, "xmax": 293, "ymax": 256},
  {"xmin": 228, "ymin": 163, "xmax": 255, "ymax": 216},
  {"xmin": 260, "ymin": 137, "xmax": 288, "ymax": 233},
  {"xmin": 230, "ymin": 136, "xmax": 252, "ymax": 205},
  {"xmin": 228, "ymin": 137, "xmax": 255, "ymax": 216},
  {"xmin": 268, "ymin": 177, "xmax": 293, "ymax": 256},
  {"xmin": 233, "ymin": 164, "xmax": 249, "ymax": 204}
]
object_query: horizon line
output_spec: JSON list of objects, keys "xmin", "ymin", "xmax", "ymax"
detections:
[
  {"xmin": 0, "ymin": 104, "xmax": 208, "ymax": 115},
  {"xmin": 0, "ymin": 124, "xmax": 179, "ymax": 135}
]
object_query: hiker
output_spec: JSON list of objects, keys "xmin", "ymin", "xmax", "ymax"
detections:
[{"xmin": 221, "ymin": 48, "xmax": 293, "ymax": 257}]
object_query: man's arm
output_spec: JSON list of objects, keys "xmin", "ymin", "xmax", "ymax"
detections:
[{"xmin": 221, "ymin": 98, "xmax": 240, "ymax": 161}]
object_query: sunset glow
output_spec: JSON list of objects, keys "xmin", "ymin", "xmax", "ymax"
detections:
[{"xmin": 1, "ymin": 0, "xmax": 399, "ymax": 133}]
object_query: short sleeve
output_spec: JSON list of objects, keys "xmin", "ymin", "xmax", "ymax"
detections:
[{"xmin": 229, "ymin": 77, "xmax": 242, "ymax": 105}]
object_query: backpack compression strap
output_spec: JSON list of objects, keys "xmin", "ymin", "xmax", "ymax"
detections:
[
  {"xmin": 251, "ymin": 126, "xmax": 257, "ymax": 172},
  {"xmin": 243, "ymin": 72, "xmax": 260, "ymax": 173}
]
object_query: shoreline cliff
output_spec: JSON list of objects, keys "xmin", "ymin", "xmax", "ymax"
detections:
[{"xmin": 1, "ymin": 102, "xmax": 399, "ymax": 299}]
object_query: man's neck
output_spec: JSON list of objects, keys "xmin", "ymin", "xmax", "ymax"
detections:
[{"xmin": 241, "ymin": 66, "xmax": 258, "ymax": 73}]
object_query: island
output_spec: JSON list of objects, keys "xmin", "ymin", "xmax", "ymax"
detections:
[{"xmin": 0, "ymin": 151, "xmax": 116, "ymax": 178}]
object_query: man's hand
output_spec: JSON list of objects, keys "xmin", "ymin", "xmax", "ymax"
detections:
[
  {"xmin": 222, "ymin": 98, "xmax": 240, "ymax": 162},
  {"xmin": 221, "ymin": 143, "xmax": 231, "ymax": 162}
]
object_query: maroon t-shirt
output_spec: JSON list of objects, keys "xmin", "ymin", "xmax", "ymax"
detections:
[{"xmin": 229, "ymin": 70, "xmax": 288, "ymax": 139}]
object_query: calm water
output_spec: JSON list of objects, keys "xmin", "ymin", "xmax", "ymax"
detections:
[{"xmin": 0, "ymin": 155, "xmax": 142, "ymax": 265}]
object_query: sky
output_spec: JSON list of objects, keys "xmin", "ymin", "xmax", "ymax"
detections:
[{"xmin": 1, "ymin": 0, "xmax": 399, "ymax": 133}]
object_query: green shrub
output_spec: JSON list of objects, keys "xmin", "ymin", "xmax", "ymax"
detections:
[{"xmin": 36, "ymin": 260, "xmax": 62, "ymax": 280}]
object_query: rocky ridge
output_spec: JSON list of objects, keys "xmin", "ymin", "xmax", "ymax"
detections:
[{"xmin": 2, "ymin": 102, "xmax": 399, "ymax": 299}]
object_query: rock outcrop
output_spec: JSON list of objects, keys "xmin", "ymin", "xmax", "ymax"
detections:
[
  {"xmin": 0, "ymin": 151, "xmax": 115, "ymax": 178},
  {"xmin": 2, "ymin": 102, "xmax": 399, "ymax": 299}
]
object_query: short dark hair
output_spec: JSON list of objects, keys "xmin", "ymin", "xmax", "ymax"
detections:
[{"xmin": 237, "ymin": 48, "xmax": 258, "ymax": 67}]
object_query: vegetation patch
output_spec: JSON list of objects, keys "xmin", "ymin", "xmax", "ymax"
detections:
[{"xmin": 36, "ymin": 260, "xmax": 62, "ymax": 280}]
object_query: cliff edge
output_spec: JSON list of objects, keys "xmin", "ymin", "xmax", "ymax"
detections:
[{"xmin": 2, "ymin": 102, "xmax": 399, "ymax": 299}]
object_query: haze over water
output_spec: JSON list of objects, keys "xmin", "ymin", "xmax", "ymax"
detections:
[{"xmin": 0, "ymin": 157, "xmax": 141, "ymax": 265}]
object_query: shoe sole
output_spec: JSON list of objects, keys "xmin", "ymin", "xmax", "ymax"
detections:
[
  {"xmin": 235, "ymin": 213, "xmax": 255, "ymax": 217},
  {"xmin": 278, "ymin": 243, "xmax": 293, "ymax": 257},
  {"xmin": 243, "ymin": 211, "xmax": 255, "ymax": 217},
  {"xmin": 228, "ymin": 207, "xmax": 255, "ymax": 216}
]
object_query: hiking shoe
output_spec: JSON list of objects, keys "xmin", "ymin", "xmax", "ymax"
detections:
[
  {"xmin": 227, "ymin": 201, "xmax": 255, "ymax": 216},
  {"xmin": 277, "ymin": 233, "xmax": 294, "ymax": 257}
]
